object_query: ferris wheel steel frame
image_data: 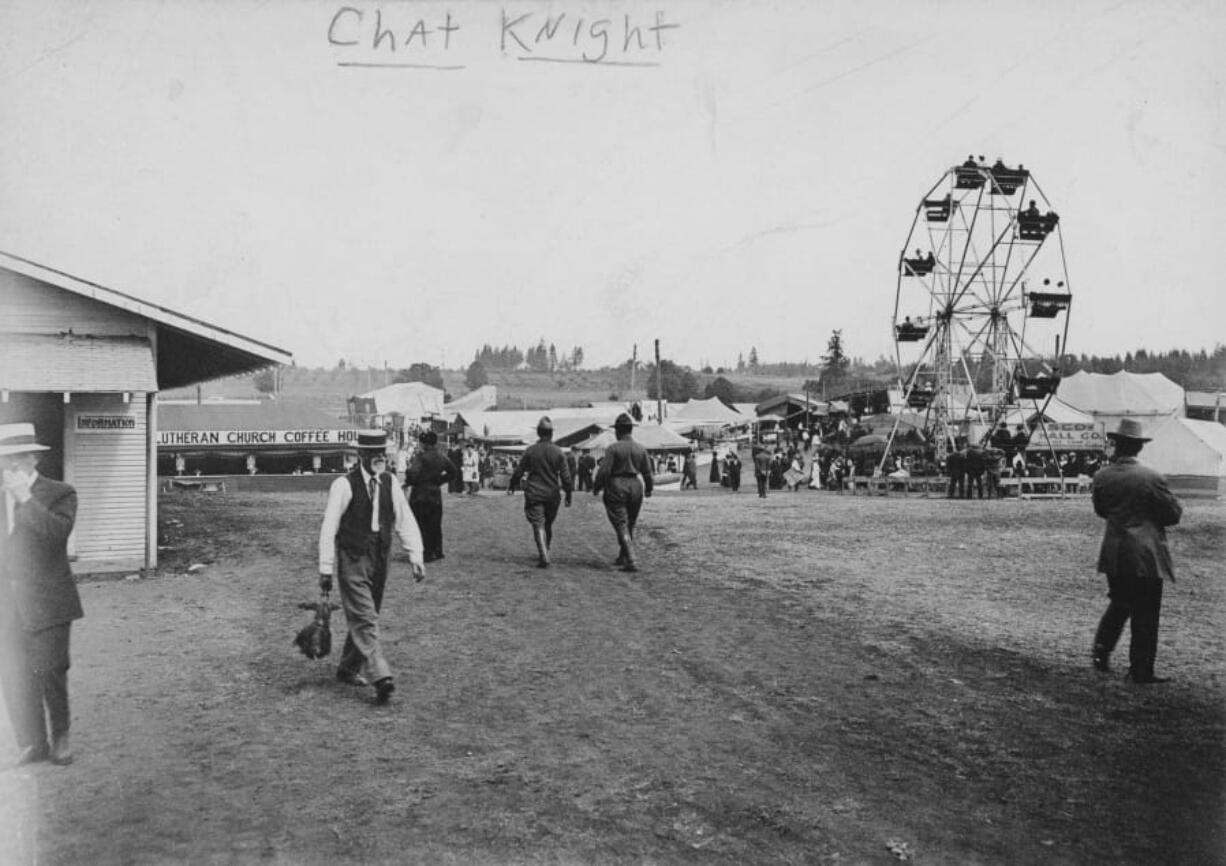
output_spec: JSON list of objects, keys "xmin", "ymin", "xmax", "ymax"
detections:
[{"xmin": 885, "ymin": 160, "xmax": 1072, "ymax": 471}]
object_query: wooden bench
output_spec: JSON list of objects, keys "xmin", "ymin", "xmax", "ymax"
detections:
[{"xmin": 166, "ymin": 478, "xmax": 226, "ymax": 494}]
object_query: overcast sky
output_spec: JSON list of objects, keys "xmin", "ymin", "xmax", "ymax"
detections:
[{"xmin": 1, "ymin": 0, "xmax": 1223, "ymax": 373}]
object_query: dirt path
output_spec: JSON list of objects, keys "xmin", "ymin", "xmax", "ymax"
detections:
[{"xmin": 2, "ymin": 487, "xmax": 1223, "ymax": 864}]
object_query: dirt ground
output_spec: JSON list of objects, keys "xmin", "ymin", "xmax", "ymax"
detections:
[{"xmin": 1, "ymin": 483, "xmax": 1223, "ymax": 865}]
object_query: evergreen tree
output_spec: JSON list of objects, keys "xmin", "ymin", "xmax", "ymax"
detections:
[
  {"xmin": 465, "ymin": 360, "xmax": 488, "ymax": 390},
  {"xmin": 821, "ymin": 329, "xmax": 850, "ymax": 389}
]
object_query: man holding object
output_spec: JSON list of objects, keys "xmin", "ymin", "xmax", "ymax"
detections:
[
  {"xmin": 0, "ymin": 422, "xmax": 82, "ymax": 766},
  {"xmin": 319, "ymin": 431, "xmax": 425, "ymax": 705}
]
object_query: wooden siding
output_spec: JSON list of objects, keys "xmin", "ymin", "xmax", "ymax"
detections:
[
  {"xmin": 65, "ymin": 396, "xmax": 148, "ymax": 566},
  {"xmin": 0, "ymin": 270, "xmax": 146, "ymax": 337}
]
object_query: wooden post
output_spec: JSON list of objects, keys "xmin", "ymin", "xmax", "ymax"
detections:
[{"xmin": 655, "ymin": 339, "xmax": 663, "ymax": 424}]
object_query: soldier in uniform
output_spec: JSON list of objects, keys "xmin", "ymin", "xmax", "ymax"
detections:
[
  {"xmin": 509, "ymin": 417, "xmax": 573, "ymax": 568},
  {"xmin": 592, "ymin": 413, "xmax": 653, "ymax": 572}
]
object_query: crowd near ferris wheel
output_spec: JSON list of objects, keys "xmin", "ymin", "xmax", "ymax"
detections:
[{"xmin": 883, "ymin": 155, "xmax": 1072, "ymax": 469}]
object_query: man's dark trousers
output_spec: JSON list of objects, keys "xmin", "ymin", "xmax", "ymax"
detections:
[
  {"xmin": 410, "ymin": 500, "xmax": 443, "ymax": 558},
  {"xmin": 1094, "ymin": 571, "xmax": 1164, "ymax": 678}
]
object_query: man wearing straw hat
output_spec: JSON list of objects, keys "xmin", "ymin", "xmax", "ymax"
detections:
[
  {"xmin": 1090, "ymin": 418, "xmax": 1182, "ymax": 684},
  {"xmin": 319, "ymin": 430, "xmax": 425, "ymax": 705},
  {"xmin": 0, "ymin": 422, "xmax": 82, "ymax": 765}
]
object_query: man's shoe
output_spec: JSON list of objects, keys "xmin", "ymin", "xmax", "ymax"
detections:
[
  {"xmin": 536, "ymin": 557, "xmax": 550, "ymax": 569},
  {"xmin": 49, "ymin": 736, "xmax": 73, "ymax": 766},
  {"xmin": 374, "ymin": 677, "xmax": 395, "ymax": 705},
  {"xmin": 337, "ymin": 671, "xmax": 369, "ymax": 687},
  {"xmin": 1127, "ymin": 672, "xmax": 1170, "ymax": 685},
  {"xmin": 1092, "ymin": 654, "xmax": 1110, "ymax": 673},
  {"xmin": 14, "ymin": 744, "xmax": 48, "ymax": 767}
]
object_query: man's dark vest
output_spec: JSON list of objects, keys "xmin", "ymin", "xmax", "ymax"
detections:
[{"xmin": 336, "ymin": 469, "xmax": 394, "ymax": 555}]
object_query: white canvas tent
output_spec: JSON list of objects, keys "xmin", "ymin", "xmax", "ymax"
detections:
[
  {"xmin": 446, "ymin": 385, "xmax": 498, "ymax": 414},
  {"xmin": 1139, "ymin": 417, "xmax": 1226, "ymax": 498},
  {"xmin": 453, "ymin": 408, "xmax": 621, "ymax": 444},
  {"xmin": 361, "ymin": 381, "xmax": 445, "ymax": 421},
  {"xmin": 1056, "ymin": 371, "xmax": 1184, "ymax": 426},
  {"xmin": 670, "ymin": 397, "xmax": 744, "ymax": 425},
  {"xmin": 574, "ymin": 424, "xmax": 694, "ymax": 454}
]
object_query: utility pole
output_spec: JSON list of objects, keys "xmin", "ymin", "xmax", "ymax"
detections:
[
  {"xmin": 655, "ymin": 339, "xmax": 663, "ymax": 424},
  {"xmin": 630, "ymin": 344, "xmax": 637, "ymax": 393}
]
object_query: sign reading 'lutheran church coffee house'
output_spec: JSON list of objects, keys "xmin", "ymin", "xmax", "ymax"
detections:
[{"xmin": 157, "ymin": 429, "xmax": 363, "ymax": 448}]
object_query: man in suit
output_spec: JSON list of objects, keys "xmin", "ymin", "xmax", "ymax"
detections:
[
  {"xmin": 0, "ymin": 422, "xmax": 82, "ymax": 766},
  {"xmin": 403, "ymin": 431, "xmax": 458, "ymax": 563},
  {"xmin": 319, "ymin": 430, "xmax": 425, "ymax": 705},
  {"xmin": 1090, "ymin": 418, "xmax": 1183, "ymax": 684}
]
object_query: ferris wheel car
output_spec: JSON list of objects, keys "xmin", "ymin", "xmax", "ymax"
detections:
[
  {"xmin": 901, "ymin": 253, "xmax": 935, "ymax": 276},
  {"xmin": 988, "ymin": 161, "xmax": 1029, "ymax": 195},
  {"xmin": 1015, "ymin": 373, "xmax": 1061, "ymax": 400},
  {"xmin": 906, "ymin": 386, "xmax": 936, "ymax": 408},
  {"xmin": 1017, "ymin": 210, "xmax": 1059, "ymax": 240},
  {"xmin": 923, "ymin": 195, "xmax": 953, "ymax": 222},
  {"xmin": 955, "ymin": 164, "xmax": 986, "ymax": 189},
  {"xmin": 1027, "ymin": 291, "xmax": 1071, "ymax": 318},
  {"xmin": 895, "ymin": 319, "xmax": 929, "ymax": 342}
]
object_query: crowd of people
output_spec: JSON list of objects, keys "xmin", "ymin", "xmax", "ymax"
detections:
[{"xmin": 0, "ymin": 408, "xmax": 1186, "ymax": 769}]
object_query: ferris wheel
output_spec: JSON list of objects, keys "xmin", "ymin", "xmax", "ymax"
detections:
[{"xmin": 888, "ymin": 156, "xmax": 1072, "ymax": 463}]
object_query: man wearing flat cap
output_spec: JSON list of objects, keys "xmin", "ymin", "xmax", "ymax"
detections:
[
  {"xmin": 509, "ymin": 417, "xmax": 572, "ymax": 568},
  {"xmin": 1090, "ymin": 418, "xmax": 1182, "ymax": 684},
  {"xmin": 319, "ymin": 430, "xmax": 425, "ymax": 704},
  {"xmin": 403, "ymin": 430, "xmax": 458, "ymax": 563},
  {"xmin": 593, "ymin": 412, "xmax": 653, "ymax": 572},
  {"xmin": 0, "ymin": 422, "xmax": 82, "ymax": 765}
]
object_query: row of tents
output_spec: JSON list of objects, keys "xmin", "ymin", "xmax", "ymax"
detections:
[
  {"xmin": 158, "ymin": 372, "xmax": 1226, "ymax": 497},
  {"xmin": 344, "ymin": 373, "xmax": 1226, "ymax": 497}
]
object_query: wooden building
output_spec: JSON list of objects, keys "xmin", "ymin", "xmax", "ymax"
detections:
[{"xmin": 0, "ymin": 251, "xmax": 291, "ymax": 574}]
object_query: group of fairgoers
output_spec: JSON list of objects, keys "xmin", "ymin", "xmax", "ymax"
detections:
[
  {"xmin": 313, "ymin": 412, "xmax": 651, "ymax": 705},
  {"xmin": 0, "ymin": 409, "xmax": 1186, "ymax": 751}
]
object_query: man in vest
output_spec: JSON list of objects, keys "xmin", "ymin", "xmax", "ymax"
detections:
[
  {"xmin": 592, "ymin": 413, "xmax": 653, "ymax": 572},
  {"xmin": 0, "ymin": 422, "xmax": 82, "ymax": 766},
  {"xmin": 319, "ymin": 430, "xmax": 425, "ymax": 704}
]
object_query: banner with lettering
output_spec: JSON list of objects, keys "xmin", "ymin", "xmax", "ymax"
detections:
[
  {"xmin": 157, "ymin": 429, "xmax": 362, "ymax": 448},
  {"xmin": 1025, "ymin": 422, "xmax": 1106, "ymax": 452}
]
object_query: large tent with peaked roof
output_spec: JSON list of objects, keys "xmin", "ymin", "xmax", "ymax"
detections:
[
  {"xmin": 1138, "ymin": 417, "xmax": 1226, "ymax": 498},
  {"xmin": 574, "ymin": 424, "xmax": 694, "ymax": 455},
  {"xmin": 1056, "ymin": 371, "xmax": 1184, "ymax": 424},
  {"xmin": 670, "ymin": 397, "xmax": 745, "ymax": 425},
  {"xmin": 361, "ymin": 381, "xmax": 446, "ymax": 422}
]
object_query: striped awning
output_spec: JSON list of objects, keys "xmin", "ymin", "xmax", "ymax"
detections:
[{"xmin": 0, "ymin": 333, "xmax": 157, "ymax": 392}]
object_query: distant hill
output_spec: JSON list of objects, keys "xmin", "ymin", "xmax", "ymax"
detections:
[{"xmin": 158, "ymin": 365, "xmax": 846, "ymax": 419}]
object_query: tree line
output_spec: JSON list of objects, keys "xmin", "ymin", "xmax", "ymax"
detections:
[{"xmin": 257, "ymin": 338, "xmax": 1226, "ymax": 399}]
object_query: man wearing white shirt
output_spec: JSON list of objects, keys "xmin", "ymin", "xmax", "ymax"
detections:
[{"xmin": 318, "ymin": 430, "xmax": 424, "ymax": 705}]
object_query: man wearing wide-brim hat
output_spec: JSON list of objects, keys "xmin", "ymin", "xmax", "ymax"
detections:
[
  {"xmin": 319, "ymin": 430, "xmax": 425, "ymax": 704},
  {"xmin": 0, "ymin": 422, "xmax": 82, "ymax": 765},
  {"xmin": 592, "ymin": 412, "xmax": 653, "ymax": 572},
  {"xmin": 1090, "ymin": 417, "xmax": 1182, "ymax": 684}
]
